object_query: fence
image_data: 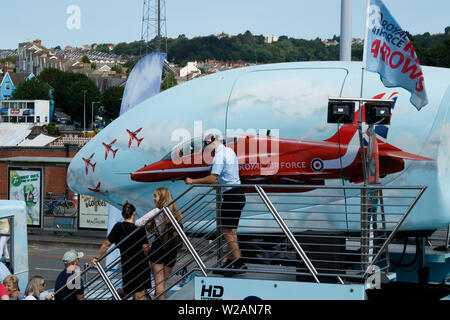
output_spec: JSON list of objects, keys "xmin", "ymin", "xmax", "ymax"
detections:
[{"xmin": 53, "ymin": 183, "xmax": 427, "ymax": 300}]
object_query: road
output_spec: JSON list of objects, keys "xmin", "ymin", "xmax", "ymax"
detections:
[{"xmin": 28, "ymin": 242, "xmax": 99, "ymax": 291}]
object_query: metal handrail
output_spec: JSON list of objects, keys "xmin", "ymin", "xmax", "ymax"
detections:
[
  {"xmin": 96, "ymin": 263, "xmax": 121, "ymax": 300},
  {"xmin": 162, "ymin": 207, "xmax": 208, "ymax": 276},
  {"xmin": 255, "ymin": 185, "xmax": 320, "ymax": 282},
  {"xmin": 68, "ymin": 183, "xmax": 426, "ymax": 300}
]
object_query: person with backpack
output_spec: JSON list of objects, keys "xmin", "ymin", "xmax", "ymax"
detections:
[{"xmin": 135, "ymin": 187, "xmax": 183, "ymax": 300}]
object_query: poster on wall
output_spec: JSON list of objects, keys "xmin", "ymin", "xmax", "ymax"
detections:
[
  {"xmin": 8, "ymin": 168, "xmax": 43, "ymax": 227},
  {"xmin": 78, "ymin": 194, "xmax": 109, "ymax": 230}
]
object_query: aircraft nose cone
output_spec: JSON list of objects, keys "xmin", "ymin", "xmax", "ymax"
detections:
[{"xmin": 131, "ymin": 161, "xmax": 166, "ymax": 182}]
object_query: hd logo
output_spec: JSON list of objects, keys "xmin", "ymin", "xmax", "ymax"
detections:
[{"xmin": 200, "ymin": 285, "xmax": 224, "ymax": 300}]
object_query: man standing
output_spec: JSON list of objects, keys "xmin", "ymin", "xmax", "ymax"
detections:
[
  {"xmin": 54, "ymin": 250, "xmax": 85, "ymax": 300},
  {"xmin": 185, "ymin": 134, "xmax": 247, "ymax": 275}
]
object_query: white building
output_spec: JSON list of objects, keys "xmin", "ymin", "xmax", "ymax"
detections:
[
  {"xmin": 265, "ymin": 35, "xmax": 278, "ymax": 44},
  {"xmin": 0, "ymin": 100, "xmax": 50, "ymax": 125},
  {"xmin": 179, "ymin": 61, "xmax": 201, "ymax": 78}
]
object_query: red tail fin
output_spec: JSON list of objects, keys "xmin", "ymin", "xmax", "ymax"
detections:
[{"xmin": 324, "ymin": 123, "xmax": 358, "ymax": 145}]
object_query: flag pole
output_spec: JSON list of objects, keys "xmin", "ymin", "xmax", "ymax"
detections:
[
  {"xmin": 359, "ymin": 0, "xmax": 372, "ymax": 273},
  {"xmin": 358, "ymin": 0, "xmax": 371, "ymax": 186}
]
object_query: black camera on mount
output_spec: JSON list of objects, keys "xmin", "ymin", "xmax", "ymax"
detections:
[
  {"xmin": 364, "ymin": 102, "xmax": 391, "ymax": 125},
  {"xmin": 327, "ymin": 101, "xmax": 355, "ymax": 124}
]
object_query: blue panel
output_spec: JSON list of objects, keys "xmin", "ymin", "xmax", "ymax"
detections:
[{"xmin": 194, "ymin": 277, "xmax": 366, "ymax": 300}]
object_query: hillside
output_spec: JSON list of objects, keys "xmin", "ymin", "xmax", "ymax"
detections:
[{"xmin": 94, "ymin": 28, "xmax": 449, "ymax": 68}]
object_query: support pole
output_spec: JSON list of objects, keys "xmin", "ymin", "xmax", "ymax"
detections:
[{"xmin": 340, "ymin": 0, "xmax": 352, "ymax": 61}]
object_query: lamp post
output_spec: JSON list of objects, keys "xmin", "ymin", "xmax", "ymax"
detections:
[
  {"xmin": 91, "ymin": 101, "xmax": 101, "ymax": 129},
  {"xmin": 83, "ymin": 90, "xmax": 87, "ymax": 138}
]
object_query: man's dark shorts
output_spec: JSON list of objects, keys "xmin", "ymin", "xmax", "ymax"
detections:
[{"xmin": 220, "ymin": 187, "xmax": 246, "ymax": 229}]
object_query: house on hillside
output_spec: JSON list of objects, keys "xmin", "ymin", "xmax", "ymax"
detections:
[
  {"xmin": 0, "ymin": 72, "xmax": 34, "ymax": 100},
  {"xmin": 179, "ymin": 61, "xmax": 201, "ymax": 78},
  {"xmin": 0, "ymin": 71, "xmax": 56, "ymax": 121}
]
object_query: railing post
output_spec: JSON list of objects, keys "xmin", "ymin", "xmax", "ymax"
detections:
[
  {"xmin": 255, "ymin": 185, "xmax": 320, "ymax": 283},
  {"xmin": 363, "ymin": 186, "xmax": 427, "ymax": 277},
  {"xmin": 445, "ymin": 225, "xmax": 450, "ymax": 250},
  {"xmin": 215, "ymin": 186, "xmax": 224, "ymax": 263},
  {"xmin": 162, "ymin": 207, "xmax": 208, "ymax": 277},
  {"xmin": 360, "ymin": 187, "xmax": 369, "ymax": 273},
  {"xmin": 379, "ymin": 189, "xmax": 390, "ymax": 270},
  {"xmin": 95, "ymin": 263, "xmax": 121, "ymax": 300}
]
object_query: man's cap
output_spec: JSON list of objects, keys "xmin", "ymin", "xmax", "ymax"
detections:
[{"xmin": 62, "ymin": 250, "xmax": 84, "ymax": 264}]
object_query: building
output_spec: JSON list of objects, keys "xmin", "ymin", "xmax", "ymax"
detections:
[
  {"xmin": 17, "ymin": 40, "xmax": 65, "ymax": 75},
  {"xmin": 17, "ymin": 40, "xmax": 123, "ymax": 76},
  {"xmin": 323, "ymin": 39, "xmax": 339, "ymax": 46},
  {"xmin": 265, "ymin": 35, "xmax": 278, "ymax": 44},
  {"xmin": 0, "ymin": 100, "xmax": 50, "ymax": 125},
  {"xmin": 179, "ymin": 61, "xmax": 201, "ymax": 78},
  {"xmin": 0, "ymin": 71, "xmax": 34, "ymax": 100}
]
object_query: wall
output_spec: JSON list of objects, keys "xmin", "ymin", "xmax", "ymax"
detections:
[
  {"xmin": 34, "ymin": 100, "xmax": 50, "ymax": 124},
  {"xmin": 0, "ymin": 145, "xmax": 79, "ymax": 199}
]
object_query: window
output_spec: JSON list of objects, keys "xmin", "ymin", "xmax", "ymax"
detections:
[
  {"xmin": 36, "ymin": 116, "xmax": 40, "ymax": 123},
  {"xmin": 5, "ymin": 82, "xmax": 10, "ymax": 90},
  {"xmin": 162, "ymin": 137, "xmax": 210, "ymax": 161}
]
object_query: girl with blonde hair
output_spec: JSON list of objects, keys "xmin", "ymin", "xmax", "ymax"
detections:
[
  {"xmin": 24, "ymin": 275, "xmax": 54, "ymax": 300},
  {"xmin": 135, "ymin": 187, "xmax": 183, "ymax": 300}
]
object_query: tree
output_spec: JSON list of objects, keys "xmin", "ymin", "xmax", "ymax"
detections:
[
  {"xmin": 12, "ymin": 77, "xmax": 50, "ymax": 100},
  {"xmin": 161, "ymin": 71, "xmax": 177, "ymax": 91},
  {"xmin": 39, "ymin": 68, "xmax": 86, "ymax": 116},
  {"xmin": 101, "ymin": 86, "xmax": 124, "ymax": 120},
  {"xmin": 67, "ymin": 78, "xmax": 101, "ymax": 127},
  {"xmin": 111, "ymin": 64, "xmax": 123, "ymax": 74},
  {"xmin": 0, "ymin": 56, "xmax": 16, "ymax": 64},
  {"xmin": 81, "ymin": 55, "xmax": 91, "ymax": 63}
]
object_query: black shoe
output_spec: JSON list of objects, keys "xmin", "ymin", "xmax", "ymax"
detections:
[
  {"xmin": 212, "ymin": 259, "xmax": 234, "ymax": 275},
  {"xmin": 230, "ymin": 258, "xmax": 248, "ymax": 274},
  {"xmin": 212, "ymin": 259, "xmax": 247, "ymax": 276}
]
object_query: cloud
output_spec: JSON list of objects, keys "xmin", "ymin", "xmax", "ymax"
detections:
[{"xmin": 225, "ymin": 77, "xmax": 338, "ymax": 119}]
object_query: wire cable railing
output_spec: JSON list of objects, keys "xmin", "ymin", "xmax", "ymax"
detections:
[{"xmin": 54, "ymin": 183, "xmax": 427, "ymax": 300}]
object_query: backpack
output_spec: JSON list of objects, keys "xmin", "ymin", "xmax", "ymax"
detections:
[{"xmin": 161, "ymin": 223, "xmax": 183, "ymax": 251}]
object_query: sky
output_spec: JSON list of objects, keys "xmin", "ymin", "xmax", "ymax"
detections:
[{"xmin": 1, "ymin": 0, "xmax": 449, "ymax": 50}]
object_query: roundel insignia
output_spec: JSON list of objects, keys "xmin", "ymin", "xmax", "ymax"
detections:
[{"xmin": 311, "ymin": 158, "xmax": 324, "ymax": 172}]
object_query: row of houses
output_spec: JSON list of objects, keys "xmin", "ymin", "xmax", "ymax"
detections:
[
  {"xmin": 11, "ymin": 40, "xmax": 127, "ymax": 93},
  {"xmin": 174, "ymin": 59, "xmax": 259, "ymax": 83},
  {"xmin": 16, "ymin": 40, "xmax": 125, "ymax": 77}
]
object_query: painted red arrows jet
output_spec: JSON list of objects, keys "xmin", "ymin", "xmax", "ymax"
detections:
[
  {"xmin": 88, "ymin": 182, "xmax": 105, "ymax": 194},
  {"xmin": 102, "ymin": 139, "xmax": 118, "ymax": 160},
  {"xmin": 82, "ymin": 153, "xmax": 96, "ymax": 175},
  {"xmin": 130, "ymin": 96, "xmax": 432, "ymax": 189},
  {"xmin": 126, "ymin": 128, "xmax": 144, "ymax": 148}
]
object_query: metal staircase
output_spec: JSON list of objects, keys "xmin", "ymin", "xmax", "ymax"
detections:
[{"xmin": 54, "ymin": 183, "xmax": 427, "ymax": 300}]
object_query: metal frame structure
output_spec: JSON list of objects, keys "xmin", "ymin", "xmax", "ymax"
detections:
[{"xmin": 53, "ymin": 183, "xmax": 427, "ymax": 300}]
